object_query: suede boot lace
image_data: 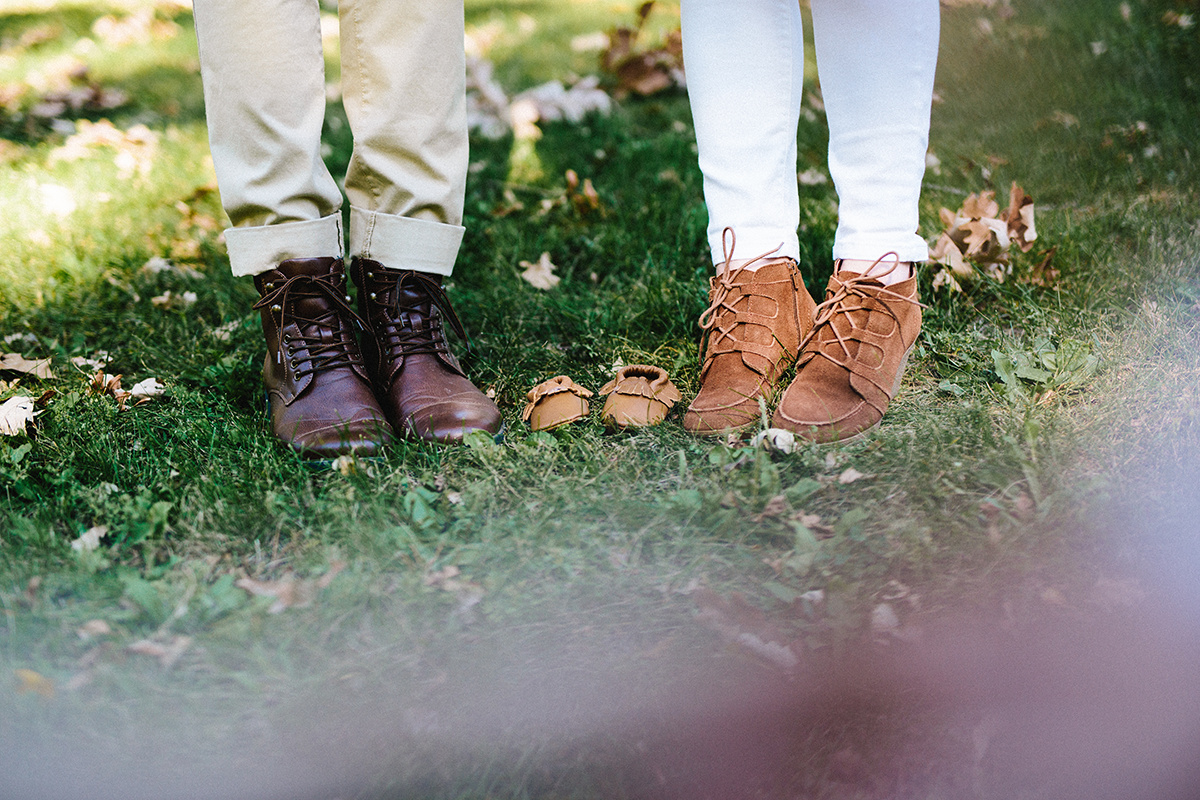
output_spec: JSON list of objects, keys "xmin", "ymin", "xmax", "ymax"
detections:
[
  {"xmin": 253, "ymin": 271, "xmax": 367, "ymax": 380},
  {"xmin": 696, "ymin": 229, "xmax": 787, "ymax": 371},
  {"xmin": 801, "ymin": 254, "xmax": 925, "ymax": 370}
]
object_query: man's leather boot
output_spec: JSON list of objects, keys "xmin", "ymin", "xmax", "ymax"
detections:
[
  {"xmin": 349, "ymin": 258, "xmax": 502, "ymax": 443},
  {"xmin": 253, "ymin": 257, "xmax": 392, "ymax": 458}
]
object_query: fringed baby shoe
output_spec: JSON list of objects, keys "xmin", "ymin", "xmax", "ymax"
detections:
[
  {"xmin": 599, "ymin": 365, "xmax": 681, "ymax": 429},
  {"xmin": 522, "ymin": 375, "xmax": 593, "ymax": 431}
]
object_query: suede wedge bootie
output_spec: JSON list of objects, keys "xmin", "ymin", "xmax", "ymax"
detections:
[
  {"xmin": 773, "ymin": 261, "xmax": 922, "ymax": 443},
  {"xmin": 683, "ymin": 239, "xmax": 814, "ymax": 435}
]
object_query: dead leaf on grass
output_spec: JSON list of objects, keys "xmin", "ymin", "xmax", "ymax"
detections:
[
  {"xmin": 71, "ymin": 352, "xmax": 111, "ymax": 371},
  {"xmin": 751, "ymin": 427, "xmax": 798, "ymax": 454},
  {"xmin": 520, "ymin": 252, "xmax": 560, "ymax": 290},
  {"xmin": 14, "ymin": 668, "xmax": 54, "ymax": 698},
  {"xmin": 929, "ymin": 182, "xmax": 1037, "ymax": 289},
  {"xmin": 151, "ymin": 290, "xmax": 198, "ymax": 309},
  {"xmin": 1024, "ymin": 245, "xmax": 1059, "ymax": 288},
  {"xmin": 49, "ymin": 120, "xmax": 158, "ymax": 179},
  {"xmin": 0, "ymin": 395, "xmax": 37, "ymax": 435},
  {"xmin": 693, "ymin": 587, "xmax": 800, "ymax": 672},
  {"xmin": 89, "ymin": 371, "xmax": 133, "ymax": 410},
  {"xmin": 70, "ymin": 525, "xmax": 107, "ymax": 553},
  {"xmin": 838, "ymin": 467, "xmax": 870, "ymax": 484},
  {"xmin": 76, "ymin": 619, "xmax": 113, "ymax": 640},
  {"xmin": 236, "ymin": 562, "xmax": 345, "ymax": 613},
  {"xmin": 128, "ymin": 635, "xmax": 192, "ymax": 668},
  {"xmin": 0, "ymin": 353, "xmax": 53, "ymax": 379},
  {"xmin": 129, "ymin": 378, "xmax": 165, "ymax": 400},
  {"xmin": 565, "ymin": 169, "xmax": 603, "ymax": 216},
  {"xmin": 753, "ymin": 494, "xmax": 789, "ymax": 521}
]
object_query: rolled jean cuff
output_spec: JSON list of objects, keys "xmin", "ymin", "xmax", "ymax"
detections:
[
  {"xmin": 224, "ymin": 214, "xmax": 344, "ymax": 277},
  {"xmin": 831, "ymin": 233, "xmax": 930, "ymax": 265},
  {"xmin": 349, "ymin": 207, "xmax": 464, "ymax": 277},
  {"xmin": 708, "ymin": 226, "xmax": 801, "ymax": 269}
]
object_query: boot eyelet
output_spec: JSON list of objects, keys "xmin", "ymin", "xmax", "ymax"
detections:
[
  {"xmin": 265, "ymin": 282, "xmax": 274, "ymax": 290},
  {"xmin": 271, "ymin": 304, "xmax": 282, "ymax": 313},
  {"xmin": 290, "ymin": 360, "xmax": 298, "ymax": 370},
  {"xmin": 345, "ymin": 295, "xmax": 352, "ymax": 302},
  {"xmin": 366, "ymin": 272, "xmax": 373, "ymax": 279},
  {"xmin": 369, "ymin": 292, "xmax": 377, "ymax": 300}
]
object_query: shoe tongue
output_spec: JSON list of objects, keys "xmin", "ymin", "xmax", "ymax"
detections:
[
  {"xmin": 395, "ymin": 285, "xmax": 434, "ymax": 322},
  {"xmin": 276, "ymin": 258, "xmax": 345, "ymax": 320}
]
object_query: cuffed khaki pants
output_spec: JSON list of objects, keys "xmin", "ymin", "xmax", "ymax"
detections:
[{"xmin": 192, "ymin": 0, "xmax": 468, "ymax": 278}]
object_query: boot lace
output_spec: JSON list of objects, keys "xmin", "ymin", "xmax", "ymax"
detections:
[
  {"xmin": 696, "ymin": 228, "xmax": 787, "ymax": 369},
  {"xmin": 253, "ymin": 271, "xmax": 367, "ymax": 380},
  {"xmin": 801, "ymin": 254, "xmax": 925, "ymax": 370},
  {"xmin": 370, "ymin": 270, "xmax": 470, "ymax": 361}
]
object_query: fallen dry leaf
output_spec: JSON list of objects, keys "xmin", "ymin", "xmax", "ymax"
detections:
[
  {"xmin": 753, "ymin": 494, "xmax": 789, "ymax": 522},
  {"xmin": 751, "ymin": 427, "xmax": 798, "ymax": 454},
  {"xmin": 0, "ymin": 353, "xmax": 53, "ymax": 379},
  {"xmin": 565, "ymin": 169, "xmax": 603, "ymax": 216},
  {"xmin": 1025, "ymin": 246, "xmax": 1060, "ymax": 287},
  {"xmin": 89, "ymin": 371, "xmax": 133, "ymax": 410},
  {"xmin": 49, "ymin": 119, "xmax": 157, "ymax": 179},
  {"xmin": 798, "ymin": 167, "xmax": 828, "ymax": 186},
  {"xmin": 150, "ymin": 290, "xmax": 198, "ymax": 309},
  {"xmin": 14, "ymin": 668, "xmax": 54, "ymax": 698},
  {"xmin": 71, "ymin": 353, "xmax": 110, "ymax": 371},
  {"xmin": 236, "ymin": 575, "xmax": 308, "ymax": 614},
  {"xmin": 601, "ymin": 5, "xmax": 684, "ymax": 99},
  {"xmin": 127, "ymin": 635, "xmax": 192, "ymax": 668},
  {"xmin": 520, "ymin": 252, "xmax": 561, "ymax": 290},
  {"xmin": 70, "ymin": 525, "xmax": 107, "ymax": 553},
  {"xmin": 236, "ymin": 563, "xmax": 344, "ymax": 613},
  {"xmin": 0, "ymin": 395, "xmax": 37, "ymax": 435},
  {"xmin": 693, "ymin": 587, "xmax": 800, "ymax": 672},
  {"xmin": 129, "ymin": 378, "xmax": 165, "ymax": 399},
  {"xmin": 76, "ymin": 620, "xmax": 113, "ymax": 640},
  {"xmin": 929, "ymin": 183, "xmax": 1037, "ymax": 284},
  {"xmin": 838, "ymin": 467, "xmax": 869, "ymax": 484},
  {"xmin": 1000, "ymin": 181, "xmax": 1037, "ymax": 251}
]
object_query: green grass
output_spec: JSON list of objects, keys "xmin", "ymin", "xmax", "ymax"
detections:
[{"xmin": 2, "ymin": 0, "xmax": 1200, "ymax": 797}]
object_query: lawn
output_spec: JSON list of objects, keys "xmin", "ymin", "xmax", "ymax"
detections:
[{"xmin": 2, "ymin": 1, "xmax": 1199, "ymax": 798}]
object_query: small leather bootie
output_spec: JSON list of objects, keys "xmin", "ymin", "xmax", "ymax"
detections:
[
  {"xmin": 349, "ymin": 258, "xmax": 502, "ymax": 443},
  {"xmin": 253, "ymin": 257, "xmax": 392, "ymax": 458}
]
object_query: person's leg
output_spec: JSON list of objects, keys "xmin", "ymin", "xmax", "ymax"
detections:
[
  {"xmin": 680, "ymin": 0, "xmax": 814, "ymax": 434},
  {"xmin": 339, "ymin": 0, "xmax": 501, "ymax": 442},
  {"xmin": 681, "ymin": 0, "xmax": 806, "ymax": 268},
  {"xmin": 192, "ymin": 0, "xmax": 389, "ymax": 456},
  {"xmin": 773, "ymin": 0, "xmax": 939, "ymax": 442}
]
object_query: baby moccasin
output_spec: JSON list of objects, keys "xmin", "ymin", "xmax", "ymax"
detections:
[
  {"xmin": 522, "ymin": 375, "xmax": 594, "ymax": 431},
  {"xmin": 599, "ymin": 364, "xmax": 682, "ymax": 429}
]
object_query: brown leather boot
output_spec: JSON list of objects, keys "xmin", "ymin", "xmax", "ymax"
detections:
[
  {"xmin": 253, "ymin": 257, "xmax": 393, "ymax": 458},
  {"xmin": 773, "ymin": 264, "xmax": 922, "ymax": 443},
  {"xmin": 349, "ymin": 258, "xmax": 502, "ymax": 443},
  {"xmin": 683, "ymin": 257, "xmax": 815, "ymax": 435}
]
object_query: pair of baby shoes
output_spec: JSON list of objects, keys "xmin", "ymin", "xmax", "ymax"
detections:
[{"xmin": 522, "ymin": 365, "xmax": 682, "ymax": 431}]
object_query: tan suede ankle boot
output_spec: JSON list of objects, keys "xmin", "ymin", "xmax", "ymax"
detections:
[
  {"xmin": 773, "ymin": 263, "xmax": 922, "ymax": 443},
  {"xmin": 683, "ymin": 256, "xmax": 814, "ymax": 435}
]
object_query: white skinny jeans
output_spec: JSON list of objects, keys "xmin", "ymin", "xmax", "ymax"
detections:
[
  {"xmin": 681, "ymin": 0, "xmax": 940, "ymax": 267},
  {"xmin": 192, "ymin": 0, "xmax": 468, "ymax": 278}
]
